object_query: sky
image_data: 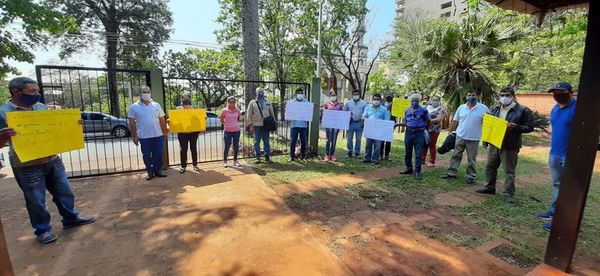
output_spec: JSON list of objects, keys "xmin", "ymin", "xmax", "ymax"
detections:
[{"xmin": 9, "ymin": 0, "xmax": 396, "ymax": 77}]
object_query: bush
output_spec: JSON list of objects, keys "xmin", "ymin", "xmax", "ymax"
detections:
[{"xmin": 531, "ymin": 111, "xmax": 549, "ymax": 130}]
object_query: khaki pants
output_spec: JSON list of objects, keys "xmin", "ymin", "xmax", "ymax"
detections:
[
  {"xmin": 447, "ymin": 138, "xmax": 480, "ymax": 180},
  {"xmin": 484, "ymin": 146, "xmax": 520, "ymax": 196}
]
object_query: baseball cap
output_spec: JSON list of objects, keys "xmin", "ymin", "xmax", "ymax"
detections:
[{"xmin": 548, "ymin": 82, "xmax": 573, "ymax": 93}]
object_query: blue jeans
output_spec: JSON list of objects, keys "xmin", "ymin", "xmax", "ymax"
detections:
[
  {"xmin": 347, "ymin": 121, "xmax": 363, "ymax": 156},
  {"xmin": 548, "ymin": 154, "xmax": 566, "ymax": 215},
  {"xmin": 364, "ymin": 139, "xmax": 382, "ymax": 163},
  {"xmin": 290, "ymin": 127, "xmax": 308, "ymax": 159},
  {"xmin": 253, "ymin": 126, "xmax": 271, "ymax": 160},
  {"xmin": 140, "ymin": 136, "xmax": 164, "ymax": 173},
  {"xmin": 405, "ymin": 129, "xmax": 425, "ymax": 173},
  {"xmin": 224, "ymin": 131, "xmax": 241, "ymax": 161},
  {"xmin": 12, "ymin": 158, "xmax": 79, "ymax": 235},
  {"xmin": 325, "ymin": 128, "xmax": 340, "ymax": 155}
]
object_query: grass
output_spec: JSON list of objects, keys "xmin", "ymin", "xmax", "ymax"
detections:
[{"xmin": 419, "ymin": 225, "xmax": 492, "ymax": 249}]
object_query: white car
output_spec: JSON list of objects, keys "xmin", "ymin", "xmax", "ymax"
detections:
[{"xmin": 206, "ymin": 112, "xmax": 222, "ymax": 130}]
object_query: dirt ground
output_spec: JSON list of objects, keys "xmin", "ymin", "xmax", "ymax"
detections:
[{"xmin": 0, "ymin": 154, "xmax": 597, "ymax": 275}]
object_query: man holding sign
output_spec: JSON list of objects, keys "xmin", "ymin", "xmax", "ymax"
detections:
[
  {"xmin": 286, "ymin": 89, "xmax": 311, "ymax": 162},
  {"xmin": 362, "ymin": 93, "xmax": 390, "ymax": 165},
  {"xmin": 128, "ymin": 86, "xmax": 169, "ymax": 180},
  {"xmin": 477, "ymin": 87, "xmax": 534, "ymax": 203},
  {"xmin": 0, "ymin": 77, "xmax": 95, "ymax": 244}
]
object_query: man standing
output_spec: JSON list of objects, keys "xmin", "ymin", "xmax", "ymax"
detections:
[
  {"xmin": 0, "ymin": 77, "xmax": 95, "ymax": 244},
  {"xmin": 288, "ymin": 89, "xmax": 309, "ymax": 162},
  {"xmin": 537, "ymin": 82, "xmax": 577, "ymax": 232},
  {"xmin": 245, "ymin": 87, "xmax": 274, "ymax": 163},
  {"xmin": 362, "ymin": 93, "xmax": 390, "ymax": 165},
  {"xmin": 400, "ymin": 93, "xmax": 430, "ymax": 180},
  {"xmin": 441, "ymin": 89, "xmax": 490, "ymax": 184},
  {"xmin": 476, "ymin": 87, "xmax": 534, "ymax": 203},
  {"xmin": 343, "ymin": 89, "xmax": 367, "ymax": 159},
  {"xmin": 128, "ymin": 86, "xmax": 169, "ymax": 180}
]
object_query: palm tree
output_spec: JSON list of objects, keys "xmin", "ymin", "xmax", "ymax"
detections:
[{"xmin": 422, "ymin": 13, "xmax": 522, "ymax": 112}]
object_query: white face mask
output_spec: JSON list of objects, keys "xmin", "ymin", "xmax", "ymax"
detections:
[
  {"xmin": 372, "ymin": 100, "xmax": 381, "ymax": 106},
  {"xmin": 296, "ymin": 94, "xmax": 304, "ymax": 100},
  {"xmin": 330, "ymin": 96, "xmax": 337, "ymax": 102},
  {"xmin": 500, "ymin": 96, "xmax": 513, "ymax": 106},
  {"xmin": 141, "ymin": 93, "xmax": 152, "ymax": 101},
  {"xmin": 353, "ymin": 95, "xmax": 360, "ymax": 101}
]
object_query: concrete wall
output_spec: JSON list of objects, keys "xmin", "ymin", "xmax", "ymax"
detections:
[{"xmin": 517, "ymin": 93, "xmax": 556, "ymax": 116}]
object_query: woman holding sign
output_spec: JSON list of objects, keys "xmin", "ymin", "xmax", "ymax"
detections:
[
  {"xmin": 221, "ymin": 96, "xmax": 242, "ymax": 168},
  {"xmin": 176, "ymin": 94, "xmax": 200, "ymax": 173},
  {"xmin": 323, "ymin": 90, "xmax": 343, "ymax": 161}
]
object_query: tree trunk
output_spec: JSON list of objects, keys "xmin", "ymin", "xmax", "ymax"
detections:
[
  {"xmin": 240, "ymin": 0, "xmax": 260, "ymax": 106},
  {"xmin": 106, "ymin": 21, "xmax": 120, "ymax": 117}
]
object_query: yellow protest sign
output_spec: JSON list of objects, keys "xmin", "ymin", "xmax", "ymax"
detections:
[
  {"xmin": 391, "ymin": 98, "xmax": 411, "ymax": 118},
  {"xmin": 7, "ymin": 109, "xmax": 84, "ymax": 162},
  {"xmin": 168, "ymin": 109, "xmax": 207, "ymax": 132},
  {"xmin": 481, "ymin": 114, "xmax": 508, "ymax": 149}
]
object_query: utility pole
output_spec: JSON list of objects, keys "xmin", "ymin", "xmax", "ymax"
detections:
[{"xmin": 316, "ymin": 0, "xmax": 323, "ymax": 77}]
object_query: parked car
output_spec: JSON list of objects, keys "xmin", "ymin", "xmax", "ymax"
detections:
[
  {"xmin": 206, "ymin": 111, "xmax": 223, "ymax": 130},
  {"xmin": 81, "ymin": 112, "xmax": 130, "ymax": 138}
]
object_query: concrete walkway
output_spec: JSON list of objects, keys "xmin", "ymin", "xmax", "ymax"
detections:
[{"xmin": 0, "ymin": 163, "xmax": 347, "ymax": 275}]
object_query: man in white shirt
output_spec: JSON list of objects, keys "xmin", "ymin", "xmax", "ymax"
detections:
[
  {"xmin": 128, "ymin": 86, "xmax": 169, "ymax": 180},
  {"xmin": 441, "ymin": 89, "xmax": 490, "ymax": 184}
]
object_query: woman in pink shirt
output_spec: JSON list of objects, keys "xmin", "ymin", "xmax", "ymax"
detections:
[
  {"xmin": 323, "ymin": 90, "xmax": 344, "ymax": 161},
  {"xmin": 220, "ymin": 96, "xmax": 241, "ymax": 167}
]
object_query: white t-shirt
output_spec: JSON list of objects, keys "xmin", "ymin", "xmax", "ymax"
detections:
[
  {"xmin": 127, "ymin": 100, "xmax": 166, "ymax": 139},
  {"xmin": 453, "ymin": 103, "xmax": 490, "ymax": 141}
]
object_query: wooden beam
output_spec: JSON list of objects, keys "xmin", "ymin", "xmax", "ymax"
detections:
[
  {"xmin": 544, "ymin": 0, "xmax": 600, "ymax": 271},
  {"xmin": 0, "ymin": 218, "xmax": 14, "ymax": 276}
]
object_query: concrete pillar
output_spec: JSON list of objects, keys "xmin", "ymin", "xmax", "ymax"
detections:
[
  {"xmin": 309, "ymin": 78, "xmax": 322, "ymax": 154},
  {"xmin": 149, "ymin": 69, "xmax": 169, "ymax": 170}
]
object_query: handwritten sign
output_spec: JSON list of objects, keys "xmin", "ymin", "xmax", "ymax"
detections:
[
  {"xmin": 285, "ymin": 101, "xmax": 314, "ymax": 122},
  {"xmin": 481, "ymin": 114, "xmax": 508, "ymax": 149},
  {"xmin": 7, "ymin": 109, "xmax": 84, "ymax": 162},
  {"xmin": 168, "ymin": 109, "xmax": 207, "ymax": 132},
  {"xmin": 364, "ymin": 119, "xmax": 395, "ymax": 142},
  {"xmin": 391, "ymin": 98, "xmax": 411, "ymax": 118},
  {"xmin": 322, "ymin": 110, "xmax": 351, "ymax": 130}
]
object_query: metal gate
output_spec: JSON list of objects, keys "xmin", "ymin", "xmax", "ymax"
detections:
[
  {"xmin": 162, "ymin": 77, "xmax": 311, "ymax": 166},
  {"xmin": 36, "ymin": 65, "xmax": 151, "ymax": 178}
]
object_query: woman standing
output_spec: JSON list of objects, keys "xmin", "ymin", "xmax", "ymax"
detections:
[
  {"xmin": 177, "ymin": 94, "xmax": 200, "ymax": 173},
  {"xmin": 221, "ymin": 96, "xmax": 241, "ymax": 168},
  {"xmin": 323, "ymin": 90, "xmax": 343, "ymax": 161},
  {"xmin": 423, "ymin": 95, "xmax": 447, "ymax": 167}
]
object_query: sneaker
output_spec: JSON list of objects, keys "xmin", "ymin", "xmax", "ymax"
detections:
[
  {"xmin": 355, "ymin": 154, "xmax": 361, "ymax": 159},
  {"xmin": 223, "ymin": 162, "xmax": 228, "ymax": 168},
  {"xmin": 146, "ymin": 172, "xmax": 155, "ymax": 180},
  {"xmin": 233, "ymin": 161, "xmax": 241, "ymax": 167},
  {"xmin": 265, "ymin": 157, "xmax": 274, "ymax": 164},
  {"xmin": 288, "ymin": 158, "xmax": 297, "ymax": 163},
  {"xmin": 255, "ymin": 159, "xmax": 262, "ymax": 164},
  {"xmin": 331, "ymin": 155, "xmax": 337, "ymax": 162},
  {"xmin": 426, "ymin": 162, "xmax": 435, "ymax": 167},
  {"xmin": 301, "ymin": 158, "xmax": 308, "ymax": 163},
  {"xmin": 155, "ymin": 171, "xmax": 167, "ymax": 178},
  {"xmin": 466, "ymin": 178, "xmax": 475, "ymax": 185},
  {"xmin": 323, "ymin": 155, "xmax": 330, "ymax": 161},
  {"xmin": 193, "ymin": 166, "xmax": 200, "ymax": 172},
  {"xmin": 63, "ymin": 216, "xmax": 96, "ymax": 229},
  {"xmin": 179, "ymin": 167, "xmax": 186, "ymax": 174},
  {"xmin": 347, "ymin": 153, "xmax": 353, "ymax": 159},
  {"xmin": 537, "ymin": 211, "xmax": 554, "ymax": 221},
  {"xmin": 400, "ymin": 169, "xmax": 414, "ymax": 175},
  {"xmin": 36, "ymin": 230, "xmax": 57, "ymax": 244},
  {"xmin": 441, "ymin": 174, "xmax": 457, "ymax": 180},
  {"xmin": 475, "ymin": 188, "xmax": 496, "ymax": 195},
  {"xmin": 415, "ymin": 172, "xmax": 423, "ymax": 180},
  {"xmin": 543, "ymin": 222, "xmax": 552, "ymax": 232}
]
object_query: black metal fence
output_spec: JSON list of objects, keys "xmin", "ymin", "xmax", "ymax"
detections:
[
  {"xmin": 36, "ymin": 65, "xmax": 151, "ymax": 178},
  {"xmin": 162, "ymin": 77, "xmax": 311, "ymax": 166}
]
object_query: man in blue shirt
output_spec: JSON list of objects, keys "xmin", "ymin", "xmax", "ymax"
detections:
[
  {"xmin": 537, "ymin": 82, "xmax": 577, "ymax": 232},
  {"xmin": 343, "ymin": 90, "xmax": 367, "ymax": 159},
  {"xmin": 362, "ymin": 93, "xmax": 390, "ymax": 165},
  {"xmin": 288, "ymin": 88, "xmax": 310, "ymax": 162},
  {"xmin": 441, "ymin": 89, "xmax": 490, "ymax": 184},
  {"xmin": 399, "ymin": 93, "xmax": 430, "ymax": 180}
]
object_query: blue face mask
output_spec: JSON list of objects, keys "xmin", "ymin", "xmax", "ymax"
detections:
[
  {"xmin": 182, "ymin": 99, "xmax": 192, "ymax": 106},
  {"xmin": 431, "ymin": 100, "xmax": 441, "ymax": 107},
  {"xmin": 411, "ymin": 101, "xmax": 419, "ymax": 108},
  {"xmin": 20, "ymin": 93, "xmax": 42, "ymax": 106},
  {"xmin": 467, "ymin": 96, "xmax": 477, "ymax": 104},
  {"xmin": 257, "ymin": 93, "xmax": 265, "ymax": 100}
]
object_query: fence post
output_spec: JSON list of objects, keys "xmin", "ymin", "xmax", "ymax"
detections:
[
  {"xmin": 149, "ymin": 69, "xmax": 169, "ymax": 170},
  {"xmin": 0, "ymin": 218, "xmax": 14, "ymax": 276},
  {"xmin": 309, "ymin": 77, "xmax": 321, "ymax": 155}
]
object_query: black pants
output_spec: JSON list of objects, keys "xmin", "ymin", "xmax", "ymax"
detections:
[
  {"xmin": 178, "ymin": 132, "xmax": 199, "ymax": 167},
  {"xmin": 380, "ymin": 115, "xmax": 396, "ymax": 159}
]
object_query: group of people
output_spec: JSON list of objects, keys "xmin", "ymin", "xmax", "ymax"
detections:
[{"xmin": 0, "ymin": 76, "xmax": 577, "ymax": 245}]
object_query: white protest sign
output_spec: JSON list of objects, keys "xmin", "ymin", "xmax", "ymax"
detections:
[
  {"xmin": 364, "ymin": 119, "xmax": 395, "ymax": 142},
  {"xmin": 322, "ymin": 110, "xmax": 351, "ymax": 130},
  {"xmin": 285, "ymin": 101, "xmax": 314, "ymax": 122}
]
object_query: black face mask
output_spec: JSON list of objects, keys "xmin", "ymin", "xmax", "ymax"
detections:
[{"xmin": 553, "ymin": 93, "xmax": 571, "ymax": 104}]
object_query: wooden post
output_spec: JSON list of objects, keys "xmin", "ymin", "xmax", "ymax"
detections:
[
  {"xmin": 0, "ymin": 218, "xmax": 14, "ymax": 276},
  {"xmin": 544, "ymin": 1, "xmax": 600, "ymax": 271}
]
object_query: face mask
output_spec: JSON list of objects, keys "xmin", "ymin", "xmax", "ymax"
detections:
[
  {"xmin": 431, "ymin": 100, "xmax": 441, "ymax": 107},
  {"xmin": 228, "ymin": 102, "xmax": 236, "ymax": 109},
  {"xmin": 296, "ymin": 94, "xmax": 304, "ymax": 101},
  {"xmin": 353, "ymin": 95, "xmax": 360, "ymax": 101},
  {"xmin": 257, "ymin": 92, "xmax": 265, "ymax": 99},
  {"xmin": 372, "ymin": 100, "xmax": 381, "ymax": 106},
  {"xmin": 141, "ymin": 93, "xmax": 152, "ymax": 101},
  {"xmin": 467, "ymin": 96, "xmax": 477, "ymax": 104},
  {"xmin": 383, "ymin": 102, "xmax": 390, "ymax": 107},
  {"xmin": 411, "ymin": 101, "xmax": 419, "ymax": 108},
  {"xmin": 19, "ymin": 93, "xmax": 42, "ymax": 106},
  {"xmin": 182, "ymin": 99, "xmax": 192, "ymax": 106},
  {"xmin": 553, "ymin": 93, "xmax": 571, "ymax": 104},
  {"xmin": 500, "ymin": 96, "xmax": 513, "ymax": 106},
  {"xmin": 330, "ymin": 96, "xmax": 337, "ymax": 102}
]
